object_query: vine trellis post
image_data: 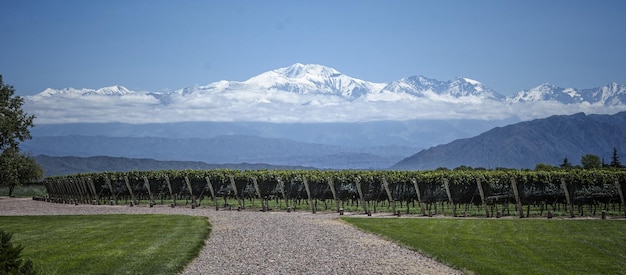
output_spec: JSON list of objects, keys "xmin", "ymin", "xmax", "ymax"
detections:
[
  {"xmin": 443, "ymin": 178, "xmax": 456, "ymax": 217},
  {"xmin": 382, "ymin": 177, "xmax": 396, "ymax": 215},
  {"xmin": 560, "ymin": 178, "xmax": 574, "ymax": 218},
  {"xmin": 228, "ymin": 175, "xmax": 242, "ymax": 209},
  {"xmin": 302, "ymin": 176, "xmax": 315, "ymax": 214},
  {"xmin": 510, "ymin": 177, "xmax": 524, "ymax": 218},
  {"xmin": 164, "ymin": 175, "xmax": 175, "ymax": 207},
  {"xmin": 184, "ymin": 176, "xmax": 196, "ymax": 208},
  {"xmin": 277, "ymin": 177, "xmax": 289, "ymax": 210},
  {"xmin": 205, "ymin": 177, "xmax": 218, "ymax": 210},
  {"xmin": 327, "ymin": 177, "xmax": 340, "ymax": 213},
  {"xmin": 476, "ymin": 177, "xmax": 490, "ymax": 217},
  {"xmin": 106, "ymin": 176, "xmax": 117, "ymax": 205},
  {"xmin": 355, "ymin": 177, "xmax": 368, "ymax": 214},
  {"xmin": 615, "ymin": 179, "xmax": 625, "ymax": 218},
  {"xmin": 251, "ymin": 177, "xmax": 266, "ymax": 211},
  {"xmin": 87, "ymin": 177, "xmax": 98, "ymax": 204},
  {"xmin": 411, "ymin": 178, "xmax": 426, "ymax": 216},
  {"xmin": 144, "ymin": 176, "xmax": 154, "ymax": 205},
  {"xmin": 123, "ymin": 176, "xmax": 136, "ymax": 205}
]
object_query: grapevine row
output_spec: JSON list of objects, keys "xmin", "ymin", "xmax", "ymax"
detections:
[{"xmin": 40, "ymin": 169, "xmax": 626, "ymax": 218}]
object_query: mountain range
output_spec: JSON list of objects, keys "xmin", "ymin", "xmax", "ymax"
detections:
[
  {"xmin": 24, "ymin": 63, "xmax": 626, "ymax": 124},
  {"xmin": 30, "ymin": 111, "xmax": 626, "ymax": 175},
  {"xmin": 393, "ymin": 111, "xmax": 626, "ymax": 170},
  {"xmin": 19, "ymin": 63, "xmax": 626, "ymax": 172}
]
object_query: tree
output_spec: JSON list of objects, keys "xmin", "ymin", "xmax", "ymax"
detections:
[
  {"xmin": 0, "ymin": 148, "xmax": 44, "ymax": 196},
  {"xmin": 535, "ymin": 163, "xmax": 557, "ymax": 171},
  {"xmin": 560, "ymin": 158, "xmax": 572, "ymax": 169},
  {"xmin": 1, "ymin": 75, "xmax": 42, "ymax": 195},
  {"xmin": 581, "ymin": 154, "xmax": 602, "ymax": 169},
  {"xmin": 1, "ymin": 75, "xmax": 35, "ymax": 152},
  {"xmin": 610, "ymin": 147, "xmax": 622, "ymax": 168}
]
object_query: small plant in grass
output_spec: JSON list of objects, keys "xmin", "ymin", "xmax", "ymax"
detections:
[{"xmin": 0, "ymin": 229, "xmax": 35, "ymax": 275}]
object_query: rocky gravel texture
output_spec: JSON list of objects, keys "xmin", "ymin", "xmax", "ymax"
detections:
[{"xmin": 0, "ymin": 197, "xmax": 461, "ymax": 274}]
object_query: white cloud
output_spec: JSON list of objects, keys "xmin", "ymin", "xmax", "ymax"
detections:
[{"xmin": 23, "ymin": 89, "xmax": 626, "ymax": 125}]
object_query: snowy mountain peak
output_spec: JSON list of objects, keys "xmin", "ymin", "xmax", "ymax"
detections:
[
  {"xmin": 462, "ymin": 77, "xmax": 482, "ymax": 86},
  {"xmin": 509, "ymin": 82, "xmax": 626, "ymax": 105},
  {"xmin": 274, "ymin": 63, "xmax": 341, "ymax": 78},
  {"xmin": 88, "ymin": 85, "xmax": 132, "ymax": 96},
  {"xmin": 34, "ymin": 85, "xmax": 133, "ymax": 97}
]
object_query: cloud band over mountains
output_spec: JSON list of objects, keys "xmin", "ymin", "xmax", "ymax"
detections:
[{"xmin": 24, "ymin": 64, "xmax": 626, "ymax": 124}]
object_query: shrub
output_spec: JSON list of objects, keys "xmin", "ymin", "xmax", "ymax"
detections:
[{"xmin": 0, "ymin": 229, "xmax": 34, "ymax": 275}]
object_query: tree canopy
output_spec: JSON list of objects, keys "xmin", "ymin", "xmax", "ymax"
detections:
[
  {"xmin": 1, "ymin": 75, "xmax": 42, "ymax": 196},
  {"xmin": 581, "ymin": 154, "xmax": 602, "ymax": 169},
  {"xmin": 0, "ymin": 75, "xmax": 35, "ymax": 152}
]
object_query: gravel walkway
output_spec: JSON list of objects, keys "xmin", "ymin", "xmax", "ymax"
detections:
[{"xmin": 0, "ymin": 197, "xmax": 461, "ymax": 275}]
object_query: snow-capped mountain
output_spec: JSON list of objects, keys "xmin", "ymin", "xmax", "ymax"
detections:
[
  {"xmin": 378, "ymin": 75, "xmax": 504, "ymax": 100},
  {"xmin": 243, "ymin": 63, "xmax": 387, "ymax": 99},
  {"xmin": 509, "ymin": 82, "xmax": 626, "ymax": 105},
  {"xmin": 34, "ymin": 85, "xmax": 133, "ymax": 98},
  {"xmin": 24, "ymin": 63, "xmax": 626, "ymax": 124}
]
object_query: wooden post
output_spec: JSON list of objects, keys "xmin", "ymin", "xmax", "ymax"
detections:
[
  {"xmin": 614, "ymin": 179, "xmax": 625, "ymax": 218},
  {"xmin": 184, "ymin": 176, "xmax": 196, "ymax": 208},
  {"xmin": 124, "ymin": 176, "xmax": 136, "ymax": 205},
  {"xmin": 252, "ymin": 177, "xmax": 266, "ymax": 211},
  {"xmin": 87, "ymin": 177, "xmax": 98, "ymax": 204},
  {"xmin": 411, "ymin": 178, "xmax": 427, "ymax": 216},
  {"xmin": 476, "ymin": 177, "xmax": 490, "ymax": 217},
  {"xmin": 277, "ymin": 177, "xmax": 289, "ymax": 211},
  {"xmin": 382, "ymin": 177, "xmax": 396, "ymax": 215},
  {"xmin": 327, "ymin": 177, "xmax": 340, "ymax": 212},
  {"xmin": 164, "ymin": 175, "xmax": 175, "ymax": 207},
  {"xmin": 205, "ymin": 177, "xmax": 218, "ymax": 210},
  {"xmin": 560, "ymin": 178, "xmax": 574, "ymax": 218},
  {"xmin": 143, "ymin": 176, "xmax": 154, "ymax": 204},
  {"xmin": 303, "ymin": 176, "xmax": 315, "ymax": 213},
  {"xmin": 510, "ymin": 177, "xmax": 524, "ymax": 218},
  {"xmin": 228, "ymin": 175, "xmax": 242, "ymax": 209},
  {"xmin": 355, "ymin": 177, "xmax": 368, "ymax": 214},
  {"xmin": 106, "ymin": 176, "xmax": 117, "ymax": 205},
  {"xmin": 443, "ymin": 178, "xmax": 456, "ymax": 217},
  {"xmin": 76, "ymin": 178, "xmax": 86, "ymax": 203}
]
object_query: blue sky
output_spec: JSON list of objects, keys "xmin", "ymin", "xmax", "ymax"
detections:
[{"xmin": 1, "ymin": 0, "xmax": 625, "ymax": 96}]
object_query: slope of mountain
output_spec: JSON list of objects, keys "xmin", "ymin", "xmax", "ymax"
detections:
[
  {"xmin": 392, "ymin": 111, "xmax": 626, "ymax": 170},
  {"xmin": 22, "ymin": 135, "xmax": 415, "ymax": 170},
  {"xmin": 35, "ymin": 155, "xmax": 314, "ymax": 177}
]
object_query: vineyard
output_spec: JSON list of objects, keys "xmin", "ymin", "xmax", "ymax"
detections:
[{"xmin": 41, "ymin": 169, "xmax": 626, "ymax": 218}]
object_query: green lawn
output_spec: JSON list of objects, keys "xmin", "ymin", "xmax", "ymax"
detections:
[
  {"xmin": 0, "ymin": 184, "xmax": 47, "ymax": 197},
  {"xmin": 1, "ymin": 215, "xmax": 210, "ymax": 275},
  {"xmin": 342, "ymin": 217, "xmax": 626, "ymax": 275}
]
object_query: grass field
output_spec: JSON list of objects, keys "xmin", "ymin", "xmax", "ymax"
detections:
[
  {"xmin": 0, "ymin": 184, "xmax": 47, "ymax": 197},
  {"xmin": 342, "ymin": 217, "xmax": 626, "ymax": 275},
  {"xmin": 1, "ymin": 215, "xmax": 210, "ymax": 275}
]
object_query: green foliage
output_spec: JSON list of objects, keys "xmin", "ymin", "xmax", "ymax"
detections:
[
  {"xmin": 610, "ymin": 147, "xmax": 622, "ymax": 168},
  {"xmin": 0, "ymin": 229, "xmax": 35, "ymax": 275},
  {"xmin": 0, "ymin": 75, "xmax": 35, "ymax": 153},
  {"xmin": 2, "ymin": 215, "xmax": 209, "ymax": 274},
  {"xmin": 534, "ymin": 163, "xmax": 557, "ymax": 171},
  {"xmin": 0, "ymin": 149, "xmax": 44, "ymax": 197},
  {"xmin": 0, "ymin": 75, "xmax": 41, "ymax": 196},
  {"xmin": 581, "ymin": 154, "xmax": 602, "ymax": 169},
  {"xmin": 343, "ymin": 218, "xmax": 626, "ymax": 275},
  {"xmin": 43, "ymin": 168, "xmax": 626, "ymax": 217},
  {"xmin": 560, "ymin": 157, "xmax": 573, "ymax": 169}
]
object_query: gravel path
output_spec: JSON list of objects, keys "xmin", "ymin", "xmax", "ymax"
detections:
[{"xmin": 0, "ymin": 197, "xmax": 461, "ymax": 275}]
